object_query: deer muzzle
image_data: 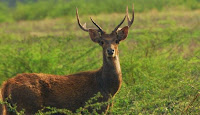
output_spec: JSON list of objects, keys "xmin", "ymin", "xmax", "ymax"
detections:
[{"xmin": 107, "ymin": 48, "xmax": 115, "ymax": 57}]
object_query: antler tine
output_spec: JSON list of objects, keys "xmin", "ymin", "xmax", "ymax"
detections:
[
  {"xmin": 76, "ymin": 8, "xmax": 89, "ymax": 32},
  {"xmin": 126, "ymin": 4, "xmax": 134, "ymax": 28},
  {"xmin": 90, "ymin": 17, "xmax": 104, "ymax": 34},
  {"xmin": 112, "ymin": 15, "xmax": 126, "ymax": 33}
]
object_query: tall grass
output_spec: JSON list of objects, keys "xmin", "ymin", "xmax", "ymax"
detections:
[
  {"xmin": 0, "ymin": 1, "xmax": 199, "ymax": 114},
  {"xmin": 0, "ymin": 0, "xmax": 200, "ymax": 22}
]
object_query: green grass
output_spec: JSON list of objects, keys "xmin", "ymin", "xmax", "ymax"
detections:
[
  {"xmin": 0, "ymin": 2, "xmax": 200, "ymax": 114},
  {"xmin": 0, "ymin": 0, "xmax": 200, "ymax": 22}
]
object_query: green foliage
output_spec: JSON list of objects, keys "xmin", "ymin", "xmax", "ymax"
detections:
[
  {"xmin": 0, "ymin": 96, "xmax": 25, "ymax": 115},
  {"xmin": 0, "ymin": 2, "xmax": 199, "ymax": 114},
  {"xmin": 0, "ymin": 3, "xmax": 13, "ymax": 22},
  {"xmin": 0, "ymin": 0, "xmax": 200, "ymax": 22}
]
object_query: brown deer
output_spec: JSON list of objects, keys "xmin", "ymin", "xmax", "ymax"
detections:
[{"xmin": 0, "ymin": 6, "xmax": 134, "ymax": 115}]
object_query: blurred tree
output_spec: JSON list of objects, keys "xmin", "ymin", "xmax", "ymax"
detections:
[
  {"xmin": 19, "ymin": 0, "xmax": 38, "ymax": 3},
  {"xmin": 0, "ymin": 0, "xmax": 38, "ymax": 7},
  {"xmin": 0, "ymin": 0, "xmax": 16, "ymax": 7},
  {"xmin": 8, "ymin": 0, "xmax": 16, "ymax": 7}
]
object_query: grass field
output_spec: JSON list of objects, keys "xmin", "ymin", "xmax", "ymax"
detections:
[
  {"xmin": 0, "ymin": 0, "xmax": 200, "ymax": 114},
  {"xmin": 0, "ymin": 0, "xmax": 200, "ymax": 22}
]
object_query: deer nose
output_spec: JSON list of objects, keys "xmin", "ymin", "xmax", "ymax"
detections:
[{"xmin": 107, "ymin": 48, "xmax": 115, "ymax": 55}]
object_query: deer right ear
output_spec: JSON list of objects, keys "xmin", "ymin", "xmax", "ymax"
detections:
[
  {"xmin": 117, "ymin": 26, "xmax": 129, "ymax": 41},
  {"xmin": 89, "ymin": 29, "xmax": 101, "ymax": 43}
]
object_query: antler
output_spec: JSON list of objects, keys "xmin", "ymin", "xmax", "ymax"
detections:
[
  {"xmin": 126, "ymin": 4, "xmax": 134, "ymax": 28},
  {"xmin": 76, "ymin": 8, "xmax": 89, "ymax": 32},
  {"xmin": 90, "ymin": 17, "xmax": 105, "ymax": 34},
  {"xmin": 112, "ymin": 4, "xmax": 134, "ymax": 33},
  {"xmin": 112, "ymin": 15, "xmax": 126, "ymax": 33},
  {"xmin": 76, "ymin": 5, "xmax": 134, "ymax": 33},
  {"xmin": 76, "ymin": 8, "xmax": 105, "ymax": 34}
]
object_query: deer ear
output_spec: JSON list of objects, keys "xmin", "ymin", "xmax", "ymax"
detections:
[
  {"xmin": 117, "ymin": 26, "xmax": 129, "ymax": 41},
  {"xmin": 89, "ymin": 29, "xmax": 101, "ymax": 42}
]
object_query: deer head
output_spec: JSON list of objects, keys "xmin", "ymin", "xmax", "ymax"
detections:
[{"xmin": 76, "ymin": 5, "xmax": 134, "ymax": 58}]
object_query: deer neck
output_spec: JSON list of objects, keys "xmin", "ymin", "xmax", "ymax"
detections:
[{"xmin": 100, "ymin": 53, "xmax": 122, "ymax": 96}]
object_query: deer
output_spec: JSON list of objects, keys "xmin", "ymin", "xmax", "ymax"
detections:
[
  {"xmin": 0, "ymin": 90, "xmax": 3, "ymax": 114},
  {"xmin": 0, "ymin": 6, "xmax": 134, "ymax": 115}
]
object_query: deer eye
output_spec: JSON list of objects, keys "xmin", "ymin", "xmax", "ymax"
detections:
[
  {"xmin": 115, "ymin": 40, "xmax": 120, "ymax": 44},
  {"xmin": 98, "ymin": 41, "xmax": 104, "ymax": 45}
]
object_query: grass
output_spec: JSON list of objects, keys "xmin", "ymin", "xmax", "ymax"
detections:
[
  {"xmin": 0, "ymin": 1, "xmax": 200, "ymax": 114},
  {"xmin": 0, "ymin": 0, "xmax": 200, "ymax": 22}
]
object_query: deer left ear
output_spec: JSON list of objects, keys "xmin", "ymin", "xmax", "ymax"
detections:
[
  {"xmin": 117, "ymin": 26, "xmax": 129, "ymax": 41},
  {"xmin": 89, "ymin": 29, "xmax": 101, "ymax": 43}
]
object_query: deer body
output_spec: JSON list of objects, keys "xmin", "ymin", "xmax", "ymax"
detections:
[
  {"xmin": 0, "ymin": 6, "xmax": 134, "ymax": 115},
  {"xmin": 1, "ymin": 54, "xmax": 121, "ymax": 114}
]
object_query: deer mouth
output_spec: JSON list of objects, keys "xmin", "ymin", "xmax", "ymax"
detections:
[{"xmin": 106, "ymin": 54, "xmax": 116, "ymax": 58}]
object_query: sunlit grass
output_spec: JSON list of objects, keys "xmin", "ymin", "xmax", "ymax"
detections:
[
  {"xmin": 0, "ymin": 0, "xmax": 200, "ymax": 22},
  {"xmin": 0, "ymin": 8, "xmax": 199, "ymax": 114}
]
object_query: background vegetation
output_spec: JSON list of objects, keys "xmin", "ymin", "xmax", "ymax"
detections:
[
  {"xmin": 0, "ymin": 0, "xmax": 200, "ymax": 22},
  {"xmin": 0, "ymin": 0, "xmax": 199, "ymax": 114}
]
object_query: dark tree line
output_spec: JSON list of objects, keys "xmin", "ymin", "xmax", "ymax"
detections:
[{"xmin": 0, "ymin": 0, "xmax": 38, "ymax": 7}]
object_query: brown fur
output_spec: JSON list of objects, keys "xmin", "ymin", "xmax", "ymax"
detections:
[
  {"xmin": 0, "ymin": 10, "xmax": 133, "ymax": 114},
  {"xmin": 1, "ymin": 66, "xmax": 119, "ymax": 114},
  {"xmin": 1, "ymin": 71, "xmax": 109, "ymax": 114},
  {"xmin": 0, "ymin": 89, "xmax": 2, "ymax": 114},
  {"xmin": 0, "ymin": 89, "xmax": 5, "ymax": 115}
]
